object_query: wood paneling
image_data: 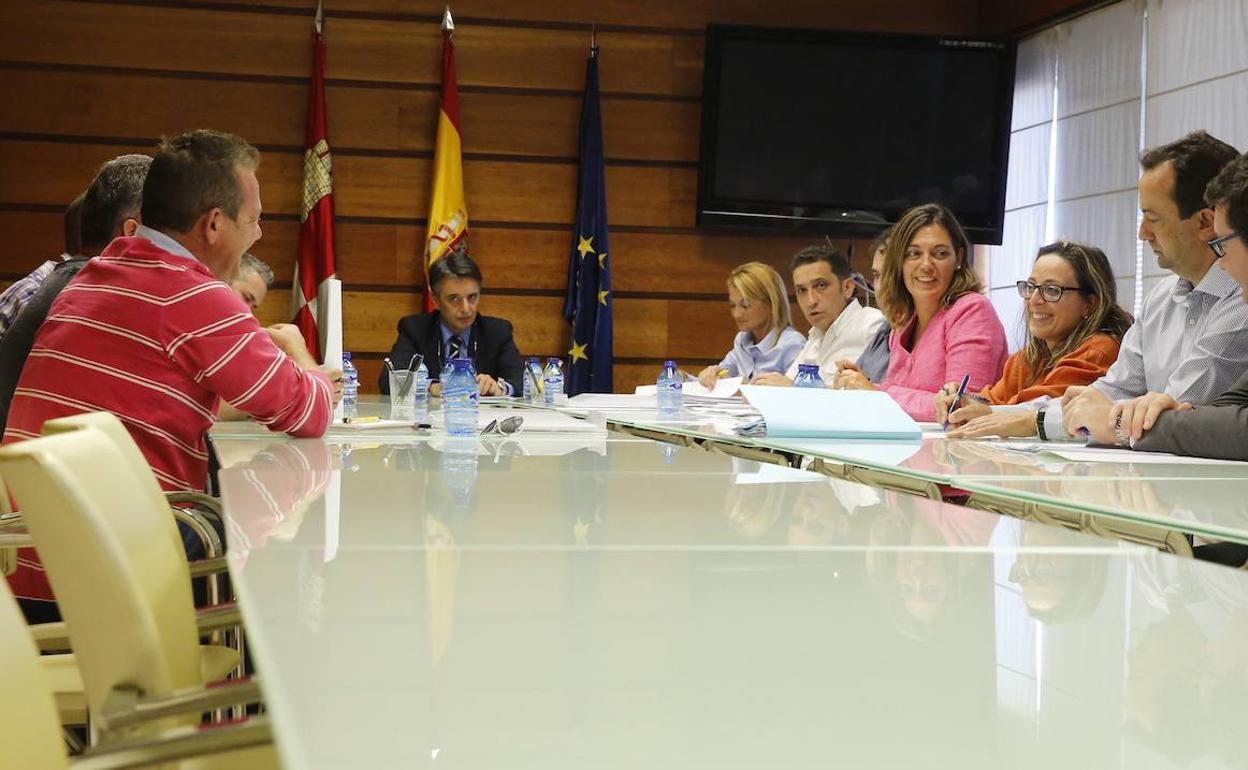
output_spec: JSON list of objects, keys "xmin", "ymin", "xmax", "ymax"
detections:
[
  {"xmin": 85, "ymin": 0, "xmax": 981, "ymax": 35},
  {"xmin": 256, "ymin": 288, "xmax": 743, "ymax": 362},
  {"xmin": 0, "ymin": 139, "xmax": 696, "ymax": 227},
  {"xmin": 2, "ymin": 1, "xmax": 704, "ymax": 96},
  {"xmin": 0, "ymin": 0, "xmax": 977, "ymax": 396},
  {"xmin": 0, "ymin": 212, "xmax": 859, "ymax": 295}
]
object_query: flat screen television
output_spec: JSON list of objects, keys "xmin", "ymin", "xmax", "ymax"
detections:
[{"xmin": 697, "ymin": 25, "xmax": 1016, "ymax": 244}]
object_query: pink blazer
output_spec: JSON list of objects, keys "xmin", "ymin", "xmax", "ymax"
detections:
[{"xmin": 880, "ymin": 292, "xmax": 1008, "ymax": 421}]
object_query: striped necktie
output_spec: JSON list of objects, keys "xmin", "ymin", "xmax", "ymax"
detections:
[{"xmin": 448, "ymin": 335, "xmax": 464, "ymax": 360}]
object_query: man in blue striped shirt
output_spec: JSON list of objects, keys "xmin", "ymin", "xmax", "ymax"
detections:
[{"xmin": 1057, "ymin": 131, "xmax": 1248, "ymax": 441}]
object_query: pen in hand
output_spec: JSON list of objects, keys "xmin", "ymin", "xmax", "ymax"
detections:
[{"xmin": 942, "ymin": 373, "xmax": 971, "ymax": 431}]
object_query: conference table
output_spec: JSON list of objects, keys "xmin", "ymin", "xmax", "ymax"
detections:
[
  {"xmin": 572, "ymin": 404, "xmax": 1248, "ymax": 552},
  {"xmin": 215, "ymin": 399, "xmax": 1248, "ymax": 769}
]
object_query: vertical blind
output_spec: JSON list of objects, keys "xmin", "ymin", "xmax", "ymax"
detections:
[{"xmin": 990, "ymin": 0, "xmax": 1248, "ymax": 336}]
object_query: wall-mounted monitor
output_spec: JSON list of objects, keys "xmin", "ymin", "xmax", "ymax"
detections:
[{"xmin": 698, "ymin": 25, "xmax": 1016, "ymax": 244}]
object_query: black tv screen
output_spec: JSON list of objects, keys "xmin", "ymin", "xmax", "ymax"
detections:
[{"xmin": 698, "ymin": 25, "xmax": 1016, "ymax": 244}]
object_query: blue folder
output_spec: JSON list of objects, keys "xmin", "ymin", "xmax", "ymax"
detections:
[{"xmin": 740, "ymin": 386, "xmax": 922, "ymax": 440}]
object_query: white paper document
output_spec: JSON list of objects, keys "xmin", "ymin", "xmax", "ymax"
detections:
[{"xmin": 740, "ymin": 386, "xmax": 922, "ymax": 440}]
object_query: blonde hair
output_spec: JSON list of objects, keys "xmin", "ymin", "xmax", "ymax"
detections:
[
  {"xmin": 876, "ymin": 203, "xmax": 983, "ymax": 327},
  {"xmin": 727, "ymin": 261, "xmax": 792, "ymax": 338}
]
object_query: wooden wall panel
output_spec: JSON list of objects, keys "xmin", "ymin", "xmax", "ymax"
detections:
[
  {"xmin": 0, "ymin": 140, "xmax": 699, "ymax": 227},
  {"xmin": 0, "ymin": 68, "xmax": 699, "ymax": 162},
  {"xmin": 92, "ymin": 0, "xmax": 981, "ymax": 35},
  {"xmin": 0, "ymin": 212, "xmax": 850, "ymax": 296},
  {"xmin": 0, "ymin": 0, "xmax": 985, "ymax": 396},
  {"xmin": 2, "ymin": 2, "xmax": 704, "ymax": 96}
]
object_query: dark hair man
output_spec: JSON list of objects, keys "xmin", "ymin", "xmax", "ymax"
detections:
[
  {"xmin": 753, "ymin": 243, "xmax": 886, "ymax": 388},
  {"xmin": 0, "ymin": 152, "xmax": 151, "ymax": 346},
  {"xmin": 379, "ymin": 252, "xmax": 524, "ymax": 396},
  {"xmin": 1057, "ymin": 131, "xmax": 1248, "ymax": 441}
]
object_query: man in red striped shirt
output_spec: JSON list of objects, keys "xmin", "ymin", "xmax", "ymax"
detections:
[{"xmin": 5, "ymin": 130, "xmax": 339, "ymax": 617}]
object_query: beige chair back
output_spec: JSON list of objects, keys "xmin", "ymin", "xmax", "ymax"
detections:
[
  {"xmin": 41, "ymin": 410, "xmax": 187, "ymax": 556},
  {"xmin": 0, "ymin": 574, "xmax": 69, "ymax": 768},
  {"xmin": 0, "ymin": 428, "xmax": 203, "ymax": 725}
]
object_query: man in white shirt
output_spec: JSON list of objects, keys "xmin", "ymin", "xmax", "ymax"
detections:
[{"xmin": 754, "ymin": 244, "xmax": 886, "ymax": 388}]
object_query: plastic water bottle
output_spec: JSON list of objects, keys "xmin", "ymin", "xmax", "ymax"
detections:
[
  {"xmin": 543, "ymin": 357, "xmax": 564, "ymax": 407},
  {"xmin": 522, "ymin": 357, "xmax": 541, "ymax": 403},
  {"xmin": 793, "ymin": 363, "xmax": 824, "ymax": 388},
  {"xmin": 657, "ymin": 359, "xmax": 682, "ymax": 414},
  {"xmin": 442, "ymin": 358, "xmax": 478, "ymax": 437},
  {"xmin": 341, "ymin": 352, "xmax": 359, "ymax": 413},
  {"xmin": 413, "ymin": 358, "xmax": 430, "ymax": 412}
]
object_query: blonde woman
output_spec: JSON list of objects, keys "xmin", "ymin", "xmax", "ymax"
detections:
[{"xmin": 697, "ymin": 261, "xmax": 805, "ymax": 389}]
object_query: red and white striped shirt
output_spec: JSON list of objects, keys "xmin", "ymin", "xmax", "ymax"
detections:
[{"xmin": 4, "ymin": 232, "xmax": 333, "ymax": 601}]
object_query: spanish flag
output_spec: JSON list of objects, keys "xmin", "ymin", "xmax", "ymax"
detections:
[{"xmin": 423, "ymin": 6, "xmax": 468, "ymax": 312}]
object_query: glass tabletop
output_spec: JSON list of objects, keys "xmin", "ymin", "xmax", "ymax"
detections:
[{"xmin": 218, "ymin": 431, "xmax": 1248, "ymax": 770}]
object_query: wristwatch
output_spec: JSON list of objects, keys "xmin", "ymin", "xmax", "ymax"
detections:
[{"xmin": 1035, "ymin": 407, "xmax": 1048, "ymax": 441}]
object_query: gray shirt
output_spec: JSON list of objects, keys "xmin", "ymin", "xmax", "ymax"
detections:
[
  {"xmin": 1043, "ymin": 263, "xmax": 1248, "ymax": 438},
  {"xmin": 855, "ymin": 321, "xmax": 892, "ymax": 383}
]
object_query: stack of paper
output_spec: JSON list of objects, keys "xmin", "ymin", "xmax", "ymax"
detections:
[{"xmin": 739, "ymin": 386, "xmax": 921, "ymax": 440}]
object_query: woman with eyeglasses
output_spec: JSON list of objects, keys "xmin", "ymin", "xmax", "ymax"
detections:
[
  {"xmin": 834, "ymin": 203, "xmax": 1008, "ymax": 421},
  {"xmin": 696, "ymin": 261, "xmax": 805, "ymax": 390},
  {"xmin": 940, "ymin": 240, "xmax": 1133, "ymax": 438}
]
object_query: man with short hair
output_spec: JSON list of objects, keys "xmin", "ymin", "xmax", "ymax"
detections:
[
  {"xmin": 230, "ymin": 252, "xmax": 274, "ymax": 313},
  {"xmin": 1099, "ymin": 153, "xmax": 1248, "ymax": 458},
  {"xmin": 0, "ymin": 154, "xmax": 152, "ymax": 433},
  {"xmin": 379, "ymin": 252, "xmax": 523, "ymax": 396},
  {"xmin": 1056, "ymin": 131, "xmax": 1248, "ymax": 440},
  {"xmin": 5, "ymin": 129, "xmax": 336, "ymax": 487},
  {"xmin": 753, "ymin": 243, "xmax": 886, "ymax": 387}
]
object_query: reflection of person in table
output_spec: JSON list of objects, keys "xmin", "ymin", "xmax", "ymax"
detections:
[
  {"xmin": 941, "ymin": 241, "xmax": 1132, "ymax": 438},
  {"xmin": 1009, "ymin": 522, "xmax": 1109, "ymax": 623},
  {"xmin": 866, "ymin": 498, "xmax": 999, "ymax": 638}
]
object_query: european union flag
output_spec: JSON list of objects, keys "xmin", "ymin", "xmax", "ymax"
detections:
[{"xmin": 563, "ymin": 45, "xmax": 613, "ymax": 396}]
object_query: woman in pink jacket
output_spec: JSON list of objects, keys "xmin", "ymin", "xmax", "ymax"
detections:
[{"xmin": 835, "ymin": 203, "xmax": 1007, "ymax": 421}]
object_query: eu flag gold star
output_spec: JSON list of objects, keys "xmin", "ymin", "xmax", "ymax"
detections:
[
  {"xmin": 598, "ymin": 251, "xmax": 608, "ymax": 269},
  {"xmin": 598, "ymin": 289, "xmax": 609, "ymax": 306},
  {"xmin": 577, "ymin": 236, "xmax": 595, "ymax": 259},
  {"xmin": 569, "ymin": 341, "xmax": 589, "ymax": 363}
]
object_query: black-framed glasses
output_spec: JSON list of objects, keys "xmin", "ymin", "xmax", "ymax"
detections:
[
  {"xmin": 1015, "ymin": 280, "xmax": 1083, "ymax": 303},
  {"xmin": 1208, "ymin": 231, "xmax": 1242, "ymax": 259}
]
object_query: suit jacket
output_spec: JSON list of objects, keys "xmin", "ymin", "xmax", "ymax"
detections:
[
  {"xmin": 1133, "ymin": 366, "xmax": 1248, "ymax": 460},
  {"xmin": 378, "ymin": 311, "xmax": 524, "ymax": 395}
]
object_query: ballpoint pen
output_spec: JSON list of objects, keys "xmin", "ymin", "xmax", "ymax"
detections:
[{"xmin": 942, "ymin": 373, "xmax": 971, "ymax": 431}]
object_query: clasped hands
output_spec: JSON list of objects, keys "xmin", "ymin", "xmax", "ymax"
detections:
[{"xmin": 1061, "ymin": 386, "xmax": 1191, "ymax": 444}]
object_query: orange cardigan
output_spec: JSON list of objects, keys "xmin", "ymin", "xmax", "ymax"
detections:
[{"xmin": 982, "ymin": 333, "xmax": 1121, "ymax": 405}]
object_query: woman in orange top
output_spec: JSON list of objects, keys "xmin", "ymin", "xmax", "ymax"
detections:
[{"xmin": 937, "ymin": 240, "xmax": 1133, "ymax": 438}]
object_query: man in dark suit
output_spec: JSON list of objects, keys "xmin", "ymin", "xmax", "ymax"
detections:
[{"xmin": 379, "ymin": 253, "xmax": 524, "ymax": 396}]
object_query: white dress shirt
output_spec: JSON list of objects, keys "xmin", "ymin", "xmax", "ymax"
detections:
[{"xmin": 785, "ymin": 300, "xmax": 887, "ymax": 386}]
